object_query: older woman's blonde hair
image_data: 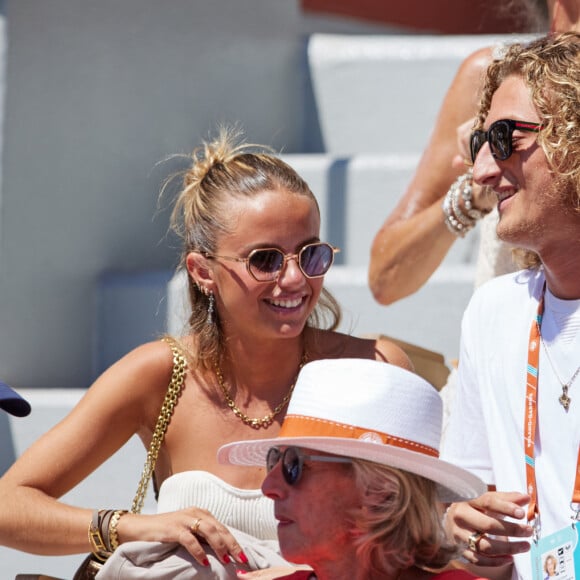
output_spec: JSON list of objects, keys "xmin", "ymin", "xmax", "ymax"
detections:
[
  {"xmin": 350, "ymin": 459, "xmax": 458, "ymax": 577},
  {"xmin": 166, "ymin": 125, "xmax": 341, "ymax": 369},
  {"xmin": 475, "ymin": 32, "xmax": 580, "ymax": 269}
]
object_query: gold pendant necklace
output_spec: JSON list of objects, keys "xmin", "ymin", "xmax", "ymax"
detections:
[
  {"xmin": 538, "ymin": 325, "xmax": 580, "ymax": 412},
  {"xmin": 215, "ymin": 353, "xmax": 307, "ymax": 429}
]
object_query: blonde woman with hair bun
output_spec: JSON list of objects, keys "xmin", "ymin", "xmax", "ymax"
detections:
[{"xmin": 0, "ymin": 126, "xmax": 411, "ymax": 578}]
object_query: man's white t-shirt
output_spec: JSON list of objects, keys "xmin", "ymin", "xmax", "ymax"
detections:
[{"xmin": 441, "ymin": 268, "xmax": 580, "ymax": 580}]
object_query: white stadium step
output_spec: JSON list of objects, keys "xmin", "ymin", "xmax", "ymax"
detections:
[
  {"xmin": 281, "ymin": 153, "xmax": 480, "ymax": 268},
  {"xmin": 308, "ymin": 33, "xmax": 535, "ymax": 154}
]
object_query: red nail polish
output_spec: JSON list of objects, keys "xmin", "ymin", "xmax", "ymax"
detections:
[
  {"xmin": 223, "ymin": 554, "xmax": 231, "ymax": 564},
  {"xmin": 237, "ymin": 571, "xmax": 247, "ymax": 575},
  {"xmin": 203, "ymin": 558, "xmax": 210, "ymax": 567},
  {"xmin": 239, "ymin": 552, "xmax": 249, "ymax": 564}
]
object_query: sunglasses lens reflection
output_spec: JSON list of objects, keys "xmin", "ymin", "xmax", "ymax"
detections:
[
  {"xmin": 282, "ymin": 447, "xmax": 302, "ymax": 484},
  {"xmin": 266, "ymin": 446, "xmax": 303, "ymax": 485},
  {"xmin": 489, "ymin": 121, "xmax": 511, "ymax": 160},
  {"xmin": 300, "ymin": 243, "xmax": 333, "ymax": 277},
  {"xmin": 266, "ymin": 447, "xmax": 281, "ymax": 472},
  {"xmin": 470, "ymin": 131, "xmax": 484, "ymax": 163},
  {"xmin": 249, "ymin": 250, "xmax": 284, "ymax": 278},
  {"xmin": 248, "ymin": 243, "xmax": 334, "ymax": 281}
]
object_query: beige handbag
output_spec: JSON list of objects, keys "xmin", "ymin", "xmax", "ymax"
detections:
[{"xmin": 97, "ymin": 530, "xmax": 289, "ymax": 579}]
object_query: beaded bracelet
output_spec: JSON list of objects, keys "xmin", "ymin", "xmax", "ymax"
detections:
[
  {"xmin": 442, "ymin": 170, "xmax": 486, "ymax": 237},
  {"xmin": 443, "ymin": 188, "xmax": 474, "ymax": 237},
  {"xmin": 450, "ymin": 184, "xmax": 474, "ymax": 227},
  {"xmin": 460, "ymin": 172, "xmax": 488, "ymax": 221}
]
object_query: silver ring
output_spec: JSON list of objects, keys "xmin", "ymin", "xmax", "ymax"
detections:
[
  {"xmin": 467, "ymin": 531, "xmax": 485, "ymax": 553},
  {"xmin": 190, "ymin": 518, "xmax": 202, "ymax": 536}
]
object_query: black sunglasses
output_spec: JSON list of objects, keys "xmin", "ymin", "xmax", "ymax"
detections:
[
  {"xmin": 470, "ymin": 119, "xmax": 541, "ymax": 163},
  {"xmin": 204, "ymin": 241, "xmax": 340, "ymax": 282},
  {"xmin": 266, "ymin": 446, "xmax": 353, "ymax": 486}
]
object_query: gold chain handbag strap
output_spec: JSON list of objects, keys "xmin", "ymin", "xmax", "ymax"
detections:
[{"xmin": 130, "ymin": 336, "xmax": 187, "ymax": 514}]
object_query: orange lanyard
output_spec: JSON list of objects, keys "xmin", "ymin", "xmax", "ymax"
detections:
[{"xmin": 525, "ymin": 285, "xmax": 580, "ymax": 533}]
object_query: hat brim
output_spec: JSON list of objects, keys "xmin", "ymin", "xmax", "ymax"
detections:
[{"xmin": 218, "ymin": 436, "xmax": 486, "ymax": 503}]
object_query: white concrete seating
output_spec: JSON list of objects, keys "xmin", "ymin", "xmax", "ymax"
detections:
[
  {"xmin": 324, "ymin": 265, "xmax": 473, "ymax": 361},
  {"xmin": 94, "ymin": 270, "xmax": 173, "ymax": 377},
  {"xmin": 281, "ymin": 153, "xmax": 480, "ymax": 268},
  {"xmin": 308, "ymin": 33, "xmax": 535, "ymax": 154}
]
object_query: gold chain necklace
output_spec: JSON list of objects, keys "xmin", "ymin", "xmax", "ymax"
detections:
[{"xmin": 215, "ymin": 354, "xmax": 307, "ymax": 429}]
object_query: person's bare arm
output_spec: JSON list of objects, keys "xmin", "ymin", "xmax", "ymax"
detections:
[
  {"xmin": 369, "ymin": 47, "xmax": 494, "ymax": 305},
  {"xmin": 0, "ymin": 342, "xmax": 172, "ymax": 554},
  {"xmin": 0, "ymin": 342, "xmax": 246, "ymax": 565}
]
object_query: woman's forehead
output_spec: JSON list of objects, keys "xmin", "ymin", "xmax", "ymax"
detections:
[{"xmin": 217, "ymin": 191, "xmax": 320, "ymax": 248}]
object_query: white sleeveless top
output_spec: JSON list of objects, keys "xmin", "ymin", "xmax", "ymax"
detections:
[{"xmin": 156, "ymin": 471, "xmax": 278, "ymax": 541}]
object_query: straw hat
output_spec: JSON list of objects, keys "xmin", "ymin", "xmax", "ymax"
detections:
[{"xmin": 218, "ymin": 359, "xmax": 485, "ymax": 502}]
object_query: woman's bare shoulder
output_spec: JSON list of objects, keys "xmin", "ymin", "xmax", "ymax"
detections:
[
  {"xmin": 81, "ymin": 337, "xmax": 192, "ymax": 413},
  {"xmin": 0, "ymin": 339, "xmax": 186, "ymax": 494},
  {"xmin": 454, "ymin": 45, "xmax": 495, "ymax": 87},
  {"xmin": 102, "ymin": 339, "xmax": 177, "ymax": 387}
]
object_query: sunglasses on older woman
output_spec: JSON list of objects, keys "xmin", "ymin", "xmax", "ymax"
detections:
[
  {"xmin": 204, "ymin": 241, "xmax": 339, "ymax": 282},
  {"xmin": 266, "ymin": 446, "xmax": 353, "ymax": 486},
  {"xmin": 470, "ymin": 119, "xmax": 541, "ymax": 163}
]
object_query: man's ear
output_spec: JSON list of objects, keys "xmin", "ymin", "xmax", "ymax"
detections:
[{"xmin": 186, "ymin": 252, "xmax": 215, "ymax": 293}]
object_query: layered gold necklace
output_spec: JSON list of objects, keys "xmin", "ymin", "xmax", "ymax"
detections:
[{"xmin": 215, "ymin": 353, "xmax": 307, "ymax": 429}]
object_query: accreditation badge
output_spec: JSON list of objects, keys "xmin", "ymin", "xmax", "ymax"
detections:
[{"xmin": 531, "ymin": 524, "xmax": 579, "ymax": 579}]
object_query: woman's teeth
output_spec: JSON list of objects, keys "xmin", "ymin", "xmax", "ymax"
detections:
[{"xmin": 269, "ymin": 298, "xmax": 302, "ymax": 308}]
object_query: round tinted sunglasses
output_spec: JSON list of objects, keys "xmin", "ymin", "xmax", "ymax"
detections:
[
  {"xmin": 266, "ymin": 446, "xmax": 353, "ymax": 486},
  {"xmin": 470, "ymin": 119, "xmax": 541, "ymax": 163},
  {"xmin": 204, "ymin": 241, "xmax": 340, "ymax": 282}
]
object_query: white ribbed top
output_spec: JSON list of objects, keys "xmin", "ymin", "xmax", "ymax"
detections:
[{"xmin": 156, "ymin": 471, "xmax": 277, "ymax": 541}]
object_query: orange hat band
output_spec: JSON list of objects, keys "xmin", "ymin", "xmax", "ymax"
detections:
[{"xmin": 279, "ymin": 415, "xmax": 439, "ymax": 458}]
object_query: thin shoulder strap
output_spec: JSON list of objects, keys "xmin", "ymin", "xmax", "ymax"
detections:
[{"xmin": 130, "ymin": 336, "xmax": 187, "ymax": 514}]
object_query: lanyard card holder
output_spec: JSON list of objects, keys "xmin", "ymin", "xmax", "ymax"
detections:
[{"xmin": 531, "ymin": 523, "xmax": 579, "ymax": 579}]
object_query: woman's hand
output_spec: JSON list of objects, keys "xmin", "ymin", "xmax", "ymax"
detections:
[
  {"xmin": 369, "ymin": 46, "xmax": 495, "ymax": 306},
  {"xmin": 451, "ymin": 117, "xmax": 475, "ymax": 170},
  {"xmin": 451, "ymin": 117, "xmax": 496, "ymax": 214},
  {"xmin": 118, "ymin": 508, "xmax": 248, "ymax": 567},
  {"xmin": 445, "ymin": 491, "xmax": 533, "ymax": 567},
  {"xmin": 237, "ymin": 566, "xmax": 314, "ymax": 579}
]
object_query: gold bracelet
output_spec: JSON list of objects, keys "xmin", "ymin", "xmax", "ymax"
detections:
[{"xmin": 108, "ymin": 509, "xmax": 129, "ymax": 552}]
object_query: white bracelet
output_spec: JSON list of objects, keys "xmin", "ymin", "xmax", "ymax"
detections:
[
  {"xmin": 458, "ymin": 169, "xmax": 488, "ymax": 220},
  {"xmin": 442, "ymin": 171, "xmax": 479, "ymax": 237}
]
